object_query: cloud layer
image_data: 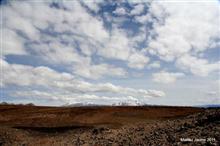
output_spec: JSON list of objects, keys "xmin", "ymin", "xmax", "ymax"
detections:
[
  {"xmin": 1, "ymin": 59, "xmax": 164, "ymax": 104},
  {"xmin": 152, "ymin": 71, "xmax": 185, "ymax": 84},
  {"xmin": 1, "ymin": 0, "xmax": 219, "ymax": 105},
  {"xmin": 146, "ymin": 0, "xmax": 220, "ymax": 76}
]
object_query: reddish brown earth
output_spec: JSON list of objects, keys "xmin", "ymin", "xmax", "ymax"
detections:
[{"xmin": 0, "ymin": 105, "xmax": 219, "ymax": 146}]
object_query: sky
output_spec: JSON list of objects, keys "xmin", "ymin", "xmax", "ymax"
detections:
[{"xmin": 0, "ymin": 0, "xmax": 220, "ymax": 106}]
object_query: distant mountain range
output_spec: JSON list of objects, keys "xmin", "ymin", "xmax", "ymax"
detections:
[
  {"xmin": 62, "ymin": 102, "xmax": 103, "ymax": 107},
  {"xmin": 1, "ymin": 101, "xmax": 220, "ymax": 108},
  {"xmin": 62, "ymin": 101, "xmax": 142, "ymax": 107},
  {"xmin": 196, "ymin": 104, "xmax": 220, "ymax": 108},
  {"xmin": 62, "ymin": 102, "xmax": 220, "ymax": 108}
]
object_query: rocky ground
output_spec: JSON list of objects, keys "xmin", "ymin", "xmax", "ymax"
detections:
[{"xmin": 0, "ymin": 106, "xmax": 219, "ymax": 146}]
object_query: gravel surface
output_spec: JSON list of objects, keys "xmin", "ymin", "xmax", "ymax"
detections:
[{"xmin": 0, "ymin": 108, "xmax": 219, "ymax": 146}]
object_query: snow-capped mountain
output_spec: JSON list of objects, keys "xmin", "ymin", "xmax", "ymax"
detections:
[{"xmin": 62, "ymin": 100, "xmax": 142, "ymax": 107}]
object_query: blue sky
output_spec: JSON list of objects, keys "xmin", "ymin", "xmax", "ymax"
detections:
[{"xmin": 0, "ymin": 0, "xmax": 220, "ymax": 106}]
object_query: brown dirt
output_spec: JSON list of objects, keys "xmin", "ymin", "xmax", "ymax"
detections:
[{"xmin": 0, "ymin": 105, "xmax": 219, "ymax": 146}]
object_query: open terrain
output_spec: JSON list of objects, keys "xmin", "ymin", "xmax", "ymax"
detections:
[{"xmin": 0, "ymin": 105, "xmax": 219, "ymax": 146}]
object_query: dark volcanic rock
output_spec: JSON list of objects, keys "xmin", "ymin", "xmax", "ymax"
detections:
[{"xmin": 0, "ymin": 108, "xmax": 219, "ymax": 146}]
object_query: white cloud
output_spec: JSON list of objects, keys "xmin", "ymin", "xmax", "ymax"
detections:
[
  {"xmin": 30, "ymin": 41, "xmax": 85, "ymax": 65},
  {"xmin": 149, "ymin": 1, "xmax": 219, "ymax": 55},
  {"xmin": 1, "ymin": 0, "xmax": 151, "ymax": 79},
  {"xmin": 3, "ymin": 4, "xmax": 41, "ymax": 41},
  {"xmin": 130, "ymin": 4, "xmax": 145, "ymax": 15},
  {"xmin": 1, "ymin": 28, "xmax": 27, "ymax": 57},
  {"xmin": 11, "ymin": 90, "xmax": 143, "ymax": 105},
  {"xmin": 127, "ymin": 0, "xmax": 151, "ymax": 7},
  {"xmin": 147, "ymin": 61, "xmax": 160, "ymax": 69},
  {"xmin": 1, "ymin": 59, "xmax": 74, "ymax": 87},
  {"xmin": 2, "ymin": 0, "xmax": 219, "ymax": 105},
  {"xmin": 2, "ymin": 59, "xmax": 165, "ymax": 101},
  {"xmin": 81, "ymin": 0, "xmax": 101, "ymax": 13},
  {"xmin": 128, "ymin": 52, "xmax": 149, "ymax": 69},
  {"xmin": 113, "ymin": 7, "xmax": 127, "ymax": 15},
  {"xmin": 152, "ymin": 71, "xmax": 185, "ymax": 84},
  {"xmin": 98, "ymin": 27, "xmax": 131, "ymax": 61},
  {"xmin": 145, "ymin": 0, "xmax": 220, "ymax": 76},
  {"xmin": 135, "ymin": 14, "xmax": 150, "ymax": 24},
  {"xmin": 176, "ymin": 55, "xmax": 220, "ymax": 76},
  {"xmin": 130, "ymin": 26, "xmax": 147, "ymax": 44},
  {"xmin": 2, "ymin": 1, "xmax": 108, "ymax": 63},
  {"xmin": 73, "ymin": 61, "xmax": 127, "ymax": 79}
]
